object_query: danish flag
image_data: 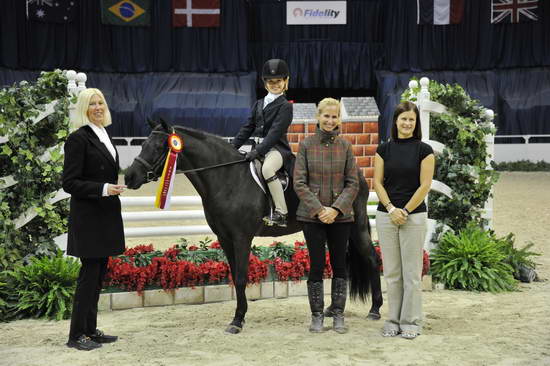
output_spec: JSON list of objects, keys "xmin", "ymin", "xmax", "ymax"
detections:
[
  {"xmin": 172, "ymin": 0, "xmax": 220, "ymax": 27},
  {"xmin": 491, "ymin": 0, "xmax": 539, "ymax": 23}
]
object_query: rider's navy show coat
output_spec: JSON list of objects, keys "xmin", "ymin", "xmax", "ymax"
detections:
[{"xmin": 232, "ymin": 95, "xmax": 294, "ymax": 174}]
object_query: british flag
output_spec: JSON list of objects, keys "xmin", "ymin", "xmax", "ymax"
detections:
[{"xmin": 491, "ymin": 0, "xmax": 539, "ymax": 23}]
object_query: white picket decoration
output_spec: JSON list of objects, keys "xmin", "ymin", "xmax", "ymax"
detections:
[
  {"xmin": 408, "ymin": 77, "xmax": 496, "ymax": 245},
  {"xmin": 7, "ymin": 70, "xmax": 83, "ymax": 231}
]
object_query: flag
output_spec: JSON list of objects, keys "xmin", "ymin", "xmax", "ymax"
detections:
[
  {"xmin": 101, "ymin": 0, "xmax": 151, "ymax": 26},
  {"xmin": 491, "ymin": 0, "xmax": 539, "ymax": 23},
  {"xmin": 26, "ymin": 0, "xmax": 76, "ymax": 23},
  {"xmin": 417, "ymin": 0, "xmax": 464, "ymax": 25},
  {"xmin": 172, "ymin": 0, "xmax": 221, "ymax": 27}
]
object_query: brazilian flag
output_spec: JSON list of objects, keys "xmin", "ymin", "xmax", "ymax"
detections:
[{"xmin": 101, "ymin": 0, "xmax": 150, "ymax": 26}]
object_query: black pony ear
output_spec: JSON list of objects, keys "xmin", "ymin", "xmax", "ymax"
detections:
[
  {"xmin": 147, "ymin": 117, "xmax": 159, "ymax": 129},
  {"xmin": 159, "ymin": 117, "xmax": 172, "ymax": 131}
]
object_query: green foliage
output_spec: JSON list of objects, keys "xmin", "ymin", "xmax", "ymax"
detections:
[
  {"xmin": 430, "ymin": 223, "xmax": 517, "ymax": 292},
  {"xmin": 494, "ymin": 160, "xmax": 550, "ymax": 171},
  {"xmin": 0, "ymin": 245, "xmax": 23, "ymax": 272},
  {"xmin": 0, "ymin": 251, "xmax": 80, "ymax": 322},
  {"xmin": 496, "ymin": 233, "xmax": 540, "ymax": 277},
  {"xmin": 0, "ymin": 70, "xmax": 71, "ymax": 261},
  {"xmin": 403, "ymin": 80, "xmax": 499, "ymax": 231},
  {"xmin": 252, "ymin": 241, "xmax": 295, "ymax": 262}
]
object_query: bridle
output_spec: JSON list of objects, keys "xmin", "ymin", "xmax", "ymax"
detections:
[
  {"xmin": 133, "ymin": 130, "xmax": 171, "ymax": 183},
  {"xmin": 133, "ymin": 128, "xmax": 247, "ymax": 183}
]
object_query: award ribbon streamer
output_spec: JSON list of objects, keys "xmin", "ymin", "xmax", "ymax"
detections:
[{"xmin": 155, "ymin": 133, "xmax": 183, "ymax": 210}]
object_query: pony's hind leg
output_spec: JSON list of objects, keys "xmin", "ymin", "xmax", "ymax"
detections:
[{"xmin": 222, "ymin": 238, "xmax": 251, "ymax": 334}]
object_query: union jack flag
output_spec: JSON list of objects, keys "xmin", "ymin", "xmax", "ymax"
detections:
[{"xmin": 491, "ymin": 0, "xmax": 539, "ymax": 23}]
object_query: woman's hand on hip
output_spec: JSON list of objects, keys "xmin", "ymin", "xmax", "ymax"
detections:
[
  {"xmin": 318, "ymin": 207, "xmax": 338, "ymax": 224},
  {"xmin": 107, "ymin": 184, "xmax": 127, "ymax": 196}
]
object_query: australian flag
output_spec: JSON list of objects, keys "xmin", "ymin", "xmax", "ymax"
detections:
[{"xmin": 26, "ymin": 0, "xmax": 77, "ymax": 23}]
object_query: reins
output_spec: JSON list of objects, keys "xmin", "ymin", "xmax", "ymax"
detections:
[
  {"xmin": 178, "ymin": 158, "xmax": 247, "ymax": 174},
  {"xmin": 135, "ymin": 127, "xmax": 247, "ymax": 182}
]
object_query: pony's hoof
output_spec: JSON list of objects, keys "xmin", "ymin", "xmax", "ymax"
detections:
[
  {"xmin": 367, "ymin": 311, "xmax": 381, "ymax": 321},
  {"xmin": 224, "ymin": 324, "xmax": 243, "ymax": 334}
]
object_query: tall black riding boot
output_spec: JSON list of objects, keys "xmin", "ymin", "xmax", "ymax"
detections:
[
  {"xmin": 307, "ymin": 281, "xmax": 324, "ymax": 333},
  {"xmin": 331, "ymin": 277, "xmax": 348, "ymax": 334}
]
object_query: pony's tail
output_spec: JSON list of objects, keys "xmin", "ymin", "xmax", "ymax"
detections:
[
  {"xmin": 347, "ymin": 171, "xmax": 382, "ymax": 306},
  {"xmin": 348, "ymin": 222, "xmax": 378, "ymax": 302}
]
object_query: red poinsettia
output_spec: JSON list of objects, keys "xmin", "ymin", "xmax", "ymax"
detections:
[
  {"xmin": 209, "ymin": 241, "xmax": 221, "ymax": 249},
  {"xmin": 123, "ymin": 244, "xmax": 154, "ymax": 256}
]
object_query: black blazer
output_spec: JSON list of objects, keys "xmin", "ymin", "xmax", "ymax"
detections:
[
  {"xmin": 62, "ymin": 125, "xmax": 125, "ymax": 258},
  {"xmin": 232, "ymin": 96, "xmax": 294, "ymax": 173}
]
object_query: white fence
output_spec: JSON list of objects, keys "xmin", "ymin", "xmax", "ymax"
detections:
[
  {"xmin": 494, "ymin": 135, "xmax": 550, "ymax": 163},
  {"xmin": 119, "ymin": 195, "xmax": 379, "ymax": 238}
]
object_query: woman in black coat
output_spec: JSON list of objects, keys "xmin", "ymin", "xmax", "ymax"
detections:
[{"xmin": 63, "ymin": 88, "xmax": 126, "ymax": 351}]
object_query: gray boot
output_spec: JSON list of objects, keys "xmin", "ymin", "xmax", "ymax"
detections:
[
  {"xmin": 307, "ymin": 281, "xmax": 324, "ymax": 333},
  {"xmin": 331, "ymin": 278, "xmax": 348, "ymax": 334}
]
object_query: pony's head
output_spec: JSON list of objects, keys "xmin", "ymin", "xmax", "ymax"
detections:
[{"xmin": 124, "ymin": 118, "xmax": 173, "ymax": 189}]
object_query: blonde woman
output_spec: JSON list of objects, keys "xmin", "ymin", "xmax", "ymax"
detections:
[
  {"xmin": 63, "ymin": 88, "xmax": 125, "ymax": 350},
  {"xmin": 294, "ymin": 98, "xmax": 359, "ymax": 333}
]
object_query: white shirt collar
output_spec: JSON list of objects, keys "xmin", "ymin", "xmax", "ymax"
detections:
[
  {"xmin": 264, "ymin": 92, "xmax": 283, "ymax": 108},
  {"xmin": 87, "ymin": 122, "xmax": 116, "ymax": 160},
  {"xmin": 87, "ymin": 122, "xmax": 106, "ymax": 136}
]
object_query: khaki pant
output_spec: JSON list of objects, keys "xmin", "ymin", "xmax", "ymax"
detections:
[
  {"xmin": 262, "ymin": 149, "xmax": 287, "ymax": 214},
  {"xmin": 376, "ymin": 211, "xmax": 427, "ymax": 334}
]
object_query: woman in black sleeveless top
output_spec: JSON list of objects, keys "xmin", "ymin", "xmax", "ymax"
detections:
[{"xmin": 373, "ymin": 101, "xmax": 435, "ymax": 340}]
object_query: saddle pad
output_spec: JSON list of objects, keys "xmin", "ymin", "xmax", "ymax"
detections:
[{"xmin": 250, "ymin": 160, "xmax": 289, "ymax": 195}]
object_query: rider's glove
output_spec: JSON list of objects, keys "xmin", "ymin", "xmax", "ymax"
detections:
[{"xmin": 245, "ymin": 150, "xmax": 260, "ymax": 162}]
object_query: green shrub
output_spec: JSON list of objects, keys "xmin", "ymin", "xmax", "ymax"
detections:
[
  {"xmin": 431, "ymin": 223, "xmax": 517, "ymax": 292},
  {"xmin": 0, "ymin": 251, "xmax": 80, "ymax": 321},
  {"xmin": 0, "ymin": 245, "xmax": 23, "ymax": 272},
  {"xmin": 494, "ymin": 160, "xmax": 550, "ymax": 172},
  {"xmin": 403, "ymin": 81, "xmax": 499, "ymax": 232},
  {"xmin": 0, "ymin": 70, "xmax": 71, "ymax": 260},
  {"xmin": 496, "ymin": 233, "xmax": 540, "ymax": 277}
]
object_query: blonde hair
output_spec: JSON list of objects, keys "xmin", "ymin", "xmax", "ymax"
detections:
[
  {"xmin": 264, "ymin": 77, "xmax": 290, "ymax": 93},
  {"xmin": 316, "ymin": 97, "xmax": 341, "ymax": 125},
  {"xmin": 71, "ymin": 88, "xmax": 112, "ymax": 130}
]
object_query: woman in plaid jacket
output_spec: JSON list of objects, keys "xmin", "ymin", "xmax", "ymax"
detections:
[{"xmin": 293, "ymin": 98, "xmax": 359, "ymax": 334}]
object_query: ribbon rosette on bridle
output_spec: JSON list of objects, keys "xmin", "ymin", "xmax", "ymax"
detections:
[{"xmin": 155, "ymin": 133, "xmax": 183, "ymax": 209}]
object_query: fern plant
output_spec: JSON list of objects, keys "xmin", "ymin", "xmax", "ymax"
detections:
[
  {"xmin": 430, "ymin": 223, "xmax": 517, "ymax": 292},
  {"xmin": 1, "ymin": 251, "xmax": 80, "ymax": 321},
  {"xmin": 495, "ymin": 233, "xmax": 540, "ymax": 277}
]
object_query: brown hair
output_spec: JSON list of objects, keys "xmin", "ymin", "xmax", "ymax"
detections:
[{"xmin": 391, "ymin": 101, "xmax": 422, "ymax": 140}]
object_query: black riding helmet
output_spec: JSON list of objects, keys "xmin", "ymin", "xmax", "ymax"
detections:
[{"xmin": 261, "ymin": 59, "xmax": 290, "ymax": 81}]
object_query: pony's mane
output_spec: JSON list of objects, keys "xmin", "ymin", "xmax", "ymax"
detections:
[{"xmin": 173, "ymin": 125, "xmax": 238, "ymax": 154}]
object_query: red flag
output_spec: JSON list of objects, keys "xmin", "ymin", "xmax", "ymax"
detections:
[{"xmin": 172, "ymin": 0, "xmax": 220, "ymax": 27}]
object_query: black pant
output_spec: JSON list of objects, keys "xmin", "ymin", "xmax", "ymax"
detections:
[
  {"xmin": 69, "ymin": 257, "xmax": 108, "ymax": 341},
  {"xmin": 303, "ymin": 222, "xmax": 352, "ymax": 282}
]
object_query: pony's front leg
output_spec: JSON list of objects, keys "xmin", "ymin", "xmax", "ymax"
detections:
[{"xmin": 225, "ymin": 242, "xmax": 251, "ymax": 334}]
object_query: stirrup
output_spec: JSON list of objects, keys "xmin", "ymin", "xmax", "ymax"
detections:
[{"xmin": 262, "ymin": 210, "xmax": 287, "ymax": 227}]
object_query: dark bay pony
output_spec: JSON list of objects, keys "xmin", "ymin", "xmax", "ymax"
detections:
[{"xmin": 124, "ymin": 119, "xmax": 382, "ymax": 333}]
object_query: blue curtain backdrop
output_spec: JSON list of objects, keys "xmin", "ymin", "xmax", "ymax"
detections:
[
  {"xmin": 0, "ymin": 68, "xmax": 257, "ymax": 137},
  {"xmin": 0, "ymin": 0, "xmax": 249, "ymax": 72},
  {"xmin": 376, "ymin": 68, "xmax": 550, "ymax": 142},
  {"xmin": 1, "ymin": 0, "xmax": 549, "ymax": 137}
]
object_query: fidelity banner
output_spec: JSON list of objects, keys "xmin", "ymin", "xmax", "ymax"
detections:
[{"xmin": 287, "ymin": 1, "xmax": 347, "ymax": 25}]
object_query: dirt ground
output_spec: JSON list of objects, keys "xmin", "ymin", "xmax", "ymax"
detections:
[{"xmin": 0, "ymin": 172, "xmax": 549, "ymax": 366}]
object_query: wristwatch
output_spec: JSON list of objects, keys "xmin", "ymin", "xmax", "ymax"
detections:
[{"xmin": 403, "ymin": 208, "xmax": 410, "ymax": 215}]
